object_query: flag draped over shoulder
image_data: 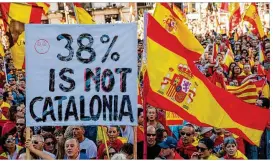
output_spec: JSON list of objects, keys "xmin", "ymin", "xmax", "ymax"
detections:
[
  {"xmin": 243, "ymin": 3, "xmax": 264, "ymax": 38},
  {"xmin": 229, "ymin": 2, "xmax": 241, "ymax": 32},
  {"xmin": 0, "ymin": 3, "xmax": 43, "ymax": 69},
  {"xmin": 74, "ymin": 3, "xmax": 95, "ymax": 24},
  {"xmin": 153, "ymin": 3, "xmax": 203, "ymax": 58},
  {"xmin": 144, "ymin": 3, "xmax": 269, "ymax": 146}
]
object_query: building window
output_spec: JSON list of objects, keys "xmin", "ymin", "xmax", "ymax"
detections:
[{"xmin": 105, "ymin": 14, "xmax": 119, "ymax": 23}]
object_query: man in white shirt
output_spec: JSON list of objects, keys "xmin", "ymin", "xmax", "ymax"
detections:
[{"xmin": 72, "ymin": 126, "xmax": 97, "ymax": 159}]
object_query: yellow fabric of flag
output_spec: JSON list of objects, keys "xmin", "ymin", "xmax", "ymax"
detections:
[
  {"xmin": 74, "ymin": 4, "xmax": 95, "ymax": 24},
  {"xmin": 153, "ymin": 3, "xmax": 203, "ymax": 55},
  {"xmin": 173, "ymin": 4, "xmax": 186, "ymax": 22},
  {"xmin": 243, "ymin": 3, "xmax": 264, "ymax": 38},
  {"xmin": 262, "ymin": 83, "xmax": 270, "ymax": 99},
  {"xmin": 36, "ymin": 2, "xmax": 50, "ymax": 14},
  {"xmin": 0, "ymin": 43, "xmax": 4, "ymax": 57},
  {"xmin": 8, "ymin": 3, "xmax": 32, "ymax": 24},
  {"xmin": 10, "ymin": 31, "xmax": 25, "ymax": 69}
]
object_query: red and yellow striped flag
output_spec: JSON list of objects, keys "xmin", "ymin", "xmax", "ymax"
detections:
[
  {"xmin": 172, "ymin": 4, "xmax": 186, "ymax": 22},
  {"xmin": 0, "ymin": 3, "xmax": 43, "ymax": 69},
  {"xmin": 229, "ymin": 2, "xmax": 241, "ymax": 32},
  {"xmin": 153, "ymin": 3, "xmax": 203, "ymax": 59},
  {"xmin": 145, "ymin": 11, "xmax": 269, "ymax": 146},
  {"xmin": 0, "ymin": 3, "xmax": 43, "ymax": 24},
  {"xmin": 73, "ymin": 3, "xmax": 95, "ymax": 24},
  {"xmin": 243, "ymin": 3, "xmax": 264, "ymax": 38},
  {"xmin": 28, "ymin": 2, "xmax": 50, "ymax": 15},
  {"xmin": 226, "ymin": 81, "xmax": 258, "ymax": 104}
]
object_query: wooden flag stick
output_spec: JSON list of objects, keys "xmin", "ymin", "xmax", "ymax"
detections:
[
  {"xmin": 133, "ymin": 126, "xmax": 137, "ymax": 159},
  {"xmin": 26, "ymin": 127, "xmax": 31, "ymax": 160},
  {"xmin": 101, "ymin": 126, "xmax": 110, "ymax": 159}
]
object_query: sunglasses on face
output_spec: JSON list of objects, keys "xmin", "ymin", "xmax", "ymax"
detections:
[
  {"xmin": 147, "ymin": 133, "xmax": 156, "ymax": 137},
  {"xmin": 16, "ymin": 123, "xmax": 25, "ymax": 126},
  {"xmin": 45, "ymin": 142, "xmax": 54, "ymax": 146},
  {"xmin": 32, "ymin": 140, "xmax": 40, "ymax": 144},
  {"xmin": 197, "ymin": 146, "xmax": 207, "ymax": 152},
  {"xmin": 105, "ymin": 152, "xmax": 116, "ymax": 157},
  {"xmin": 6, "ymin": 138, "xmax": 15, "ymax": 143},
  {"xmin": 180, "ymin": 132, "xmax": 192, "ymax": 136}
]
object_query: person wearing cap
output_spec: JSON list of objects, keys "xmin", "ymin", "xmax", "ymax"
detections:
[
  {"xmin": 191, "ymin": 138, "xmax": 218, "ymax": 160},
  {"xmin": 222, "ymin": 137, "xmax": 247, "ymax": 159},
  {"xmin": 199, "ymin": 127, "xmax": 216, "ymax": 141},
  {"xmin": 158, "ymin": 136, "xmax": 183, "ymax": 159}
]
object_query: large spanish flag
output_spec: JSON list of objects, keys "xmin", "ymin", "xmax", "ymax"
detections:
[
  {"xmin": 243, "ymin": 3, "xmax": 264, "ymax": 38},
  {"xmin": 229, "ymin": 2, "xmax": 241, "ymax": 32},
  {"xmin": 153, "ymin": 3, "xmax": 203, "ymax": 58},
  {"xmin": 74, "ymin": 3, "xmax": 95, "ymax": 24},
  {"xmin": 145, "ymin": 12, "xmax": 269, "ymax": 146}
]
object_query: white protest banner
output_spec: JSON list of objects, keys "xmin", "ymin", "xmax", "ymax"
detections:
[{"xmin": 25, "ymin": 24, "xmax": 137, "ymax": 126}]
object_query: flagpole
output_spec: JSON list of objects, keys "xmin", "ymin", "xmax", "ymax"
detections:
[
  {"xmin": 63, "ymin": 3, "xmax": 69, "ymax": 24},
  {"xmin": 142, "ymin": 11, "xmax": 149, "ymax": 160},
  {"xmin": 71, "ymin": 3, "xmax": 79, "ymax": 24}
]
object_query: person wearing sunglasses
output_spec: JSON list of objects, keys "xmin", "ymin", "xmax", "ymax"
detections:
[
  {"xmin": 191, "ymin": 138, "xmax": 218, "ymax": 160},
  {"xmin": 101, "ymin": 146, "xmax": 117, "ymax": 159},
  {"xmin": 176, "ymin": 124, "xmax": 197, "ymax": 159},
  {"xmin": 43, "ymin": 133, "xmax": 57, "ymax": 155},
  {"xmin": 14, "ymin": 118, "xmax": 25, "ymax": 145},
  {"xmin": 147, "ymin": 125, "xmax": 161, "ymax": 159},
  {"xmin": 158, "ymin": 136, "xmax": 183, "ymax": 159},
  {"xmin": 0, "ymin": 133, "xmax": 22, "ymax": 160},
  {"xmin": 222, "ymin": 137, "xmax": 247, "ymax": 160},
  {"xmin": 30, "ymin": 135, "xmax": 56, "ymax": 159}
]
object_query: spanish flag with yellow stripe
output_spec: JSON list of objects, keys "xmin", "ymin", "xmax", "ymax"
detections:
[
  {"xmin": 144, "ymin": 3, "xmax": 269, "ymax": 146},
  {"xmin": 243, "ymin": 3, "xmax": 264, "ymax": 38},
  {"xmin": 153, "ymin": 3, "xmax": 203, "ymax": 58},
  {"xmin": 74, "ymin": 3, "xmax": 95, "ymax": 24}
]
